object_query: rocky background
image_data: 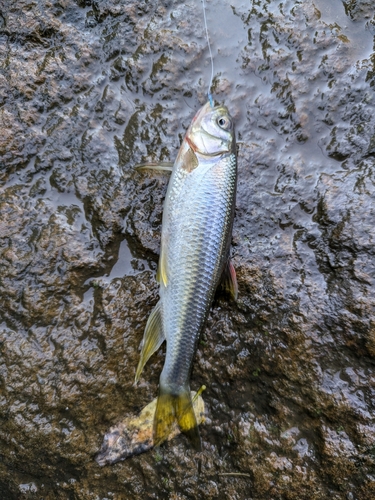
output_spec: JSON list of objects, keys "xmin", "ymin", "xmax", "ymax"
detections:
[{"xmin": 1, "ymin": 0, "xmax": 375, "ymax": 498}]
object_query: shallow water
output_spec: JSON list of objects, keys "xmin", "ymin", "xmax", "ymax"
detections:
[{"xmin": 1, "ymin": 0, "xmax": 375, "ymax": 499}]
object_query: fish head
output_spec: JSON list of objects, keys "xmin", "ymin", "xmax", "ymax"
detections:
[{"xmin": 188, "ymin": 102, "xmax": 234, "ymax": 157}]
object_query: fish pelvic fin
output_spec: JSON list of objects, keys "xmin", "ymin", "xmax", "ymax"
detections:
[
  {"xmin": 156, "ymin": 246, "xmax": 168, "ymax": 287},
  {"xmin": 219, "ymin": 258, "xmax": 238, "ymax": 301},
  {"xmin": 135, "ymin": 301, "xmax": 165, "ymax": 383},
  {"xmin": 153, "ymin": 385, "xmax": 201, "ymax": 451}
]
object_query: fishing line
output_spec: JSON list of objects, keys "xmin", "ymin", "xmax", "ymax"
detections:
[{"xmin": 202, "ymin": 0, "xmax": 214, "ymax": 107}]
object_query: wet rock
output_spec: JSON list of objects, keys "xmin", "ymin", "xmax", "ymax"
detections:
[{"xmin": 1, "ymin": 0, "xmax": 375, "ymax": 499}]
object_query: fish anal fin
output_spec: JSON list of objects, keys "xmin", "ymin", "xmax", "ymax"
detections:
[
  {"xmin": 219, "ymin": 259, "xmax": 238, "ymax": 300},
  {"xmin": 153, "ymin": 385, "xmax": 201, "ymax": 450},
  {"xmin": 135, "ymin": 301, "xmax": 164, "ymax": 383}
]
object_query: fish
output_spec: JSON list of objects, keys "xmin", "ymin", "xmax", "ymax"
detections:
[{"xmin": 135, "ymin": 101, "xmax": 238, "ymax": 449}]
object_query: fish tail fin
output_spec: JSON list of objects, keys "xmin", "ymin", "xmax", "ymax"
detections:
[
  {"xmin": 176, "ymin": 388, "xmax": 201, "ymax": 450},
  {"xmin": 153, "ymin": 385, "xmax": 201, "ymax": 450}
]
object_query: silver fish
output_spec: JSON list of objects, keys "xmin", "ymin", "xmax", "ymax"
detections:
[{"xmin": 135, "ymin": 101, "xmax": 238, "ymax": 448}]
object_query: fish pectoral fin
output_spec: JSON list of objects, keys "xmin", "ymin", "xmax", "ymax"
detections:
[
  {"xmin": 179, "ymin": 145, "xmax": 199, "ymax": 172},
  {"xmin": 156, "ymin": 246, "xmax": 168, "ymax": 287},
  {"xmin": 153, "ymin": 386, "xmax": 201, "ymax": 451},
  {"xmin": 219, "ymin": 259, "xmax": 238, "ymax": 301},
  {"xmin": 134, "ymin": 162, "xmax": 174, "ymax": 172},
  {"xmin": 135, "ymin": 301, "xmax": 165, "ymax": 383}
]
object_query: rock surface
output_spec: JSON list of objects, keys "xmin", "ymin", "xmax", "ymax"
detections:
[{"xmin": 1, "ymin": 0, "xmax": 375, "ymax": 498}]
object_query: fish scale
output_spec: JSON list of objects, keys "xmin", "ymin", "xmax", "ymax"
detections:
[
  {"xmin": 135, "ymin": 102, "xmax": 237, "ymax": 448},
  {"xmin": 161, "ymin": 153, "xmax": 237, "ymax": 387}
]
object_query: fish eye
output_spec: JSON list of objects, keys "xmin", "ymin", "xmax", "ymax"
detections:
[{"xmin": 217, "ymin": 116, "xmax": 231, "ymax": 130}]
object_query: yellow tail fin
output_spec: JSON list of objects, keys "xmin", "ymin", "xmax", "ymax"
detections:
[{"xmin": 153, "ymin": 385, "xmax": 201, "ymax": 450}]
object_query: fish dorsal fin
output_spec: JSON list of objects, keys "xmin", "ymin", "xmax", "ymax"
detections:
[
  {"xmin": 220, "ymin": 259, "xmax": 238, "ymax": 301},
  {"xmin": 135, "ymin": 301, "xmax": 165, "ymax": 383}
]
